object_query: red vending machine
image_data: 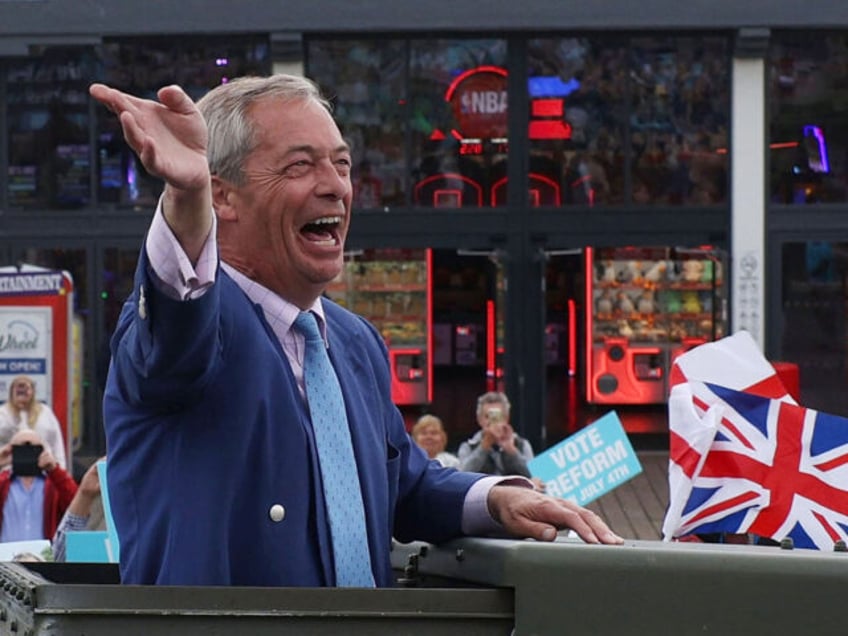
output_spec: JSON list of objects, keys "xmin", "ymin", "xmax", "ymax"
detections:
[
  {"xmin": 584, "ymin": 246, "xmax": 727, "ymax": 405},
  {"xmin": 325, "ymin": 249, "xmax": 433, "ymax": 406}
]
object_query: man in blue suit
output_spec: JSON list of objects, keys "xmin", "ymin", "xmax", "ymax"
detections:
[{"xmin": 91, "ymin": 75, "xmax": 622, "ymax": 587}]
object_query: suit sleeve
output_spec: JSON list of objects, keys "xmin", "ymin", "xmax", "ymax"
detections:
[{"xmin": 109, "ymin": 247, "xmax": 222, "ymax": 409}]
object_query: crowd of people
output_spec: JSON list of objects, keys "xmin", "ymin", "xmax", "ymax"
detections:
[
  {"xmin": 0, "ymin": 375, "xmax": 105, "ymax": 562},
  {"xmin": 412, "ymin": 390, "xmax": 546, "ymax": 491}
]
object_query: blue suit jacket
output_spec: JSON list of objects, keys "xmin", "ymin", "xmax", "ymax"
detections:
[{"xmin": 103, "ymin": 251, "xmax": 482, "ymax": 586}]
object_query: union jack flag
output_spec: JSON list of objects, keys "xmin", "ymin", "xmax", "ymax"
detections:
[{"xmin": 665, "ymin": 380, "xmax": 848, "ymax": 549}]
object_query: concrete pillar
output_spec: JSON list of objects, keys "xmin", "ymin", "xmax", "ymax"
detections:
[{"xmin": 731, "ymin": 28, "xmax": 770, "ymax": 347}]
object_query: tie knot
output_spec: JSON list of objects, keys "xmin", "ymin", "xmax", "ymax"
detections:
[{"xmin": 293, "ymin": 311, "xmax": 322, "ymax": 342}]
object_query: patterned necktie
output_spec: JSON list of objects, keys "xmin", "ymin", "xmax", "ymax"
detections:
[{"xmin": 293, "ymin": 311, "xmax": 375, "ymax": 587}]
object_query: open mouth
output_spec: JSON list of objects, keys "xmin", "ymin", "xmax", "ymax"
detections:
[{"xmin": 301, "ymin": 216, "xmax": 342, "ymax": 247}]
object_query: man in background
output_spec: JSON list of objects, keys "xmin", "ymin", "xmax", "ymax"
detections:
[
  {"xmin": 459, "ymin": 391, "xmax": 534, "ymax": 478},
  {"xmin": 0, "ymin": 429, "xmax": 76, "ymax": 542}
]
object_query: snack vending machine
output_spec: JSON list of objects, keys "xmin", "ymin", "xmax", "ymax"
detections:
[
  {"xmin": 584, "ymin": 246, "xmax": 727, "ymax": 404},
  {"xmin": 325, "ymin": 248, "xmax": 432, "ymax": 406}
]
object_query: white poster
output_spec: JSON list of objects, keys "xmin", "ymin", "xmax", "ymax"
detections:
[{"xmin": 0, "ymin": 307, "xmax": 53, "ymax": 404}]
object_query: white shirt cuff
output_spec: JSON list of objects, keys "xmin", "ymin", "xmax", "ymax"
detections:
[
  {"xmin": 461, "ymin": 475, "xmax": 535, "ymax": 536},
  {"xmin": 146, "ymin": 198, "xmax": 217, "ymax": 300}
]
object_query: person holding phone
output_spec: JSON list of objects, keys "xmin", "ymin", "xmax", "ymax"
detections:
[
  {"xmin": 458, "ymin": 391, "xmax": 535, "ymax": 478},
  {"xmin": 0, "ymin": 429, "xmax": 77, "ymax": 543},
  {"xmin": 0, "ymin": 375, "xmax": 67, "ymax": 470}
]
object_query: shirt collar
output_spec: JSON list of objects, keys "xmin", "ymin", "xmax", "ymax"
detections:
[{"xmin": 221, "ymin": 262, "xmax": 327, "ymax": 342}]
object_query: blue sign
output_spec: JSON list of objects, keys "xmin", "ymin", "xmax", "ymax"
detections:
[
  {"xmin": 66, "ymin": 531, "xmax": 110, "ymax": 563},
  {"xmin": 528, "ymin": 411, "xmax": 642, "ymax": 505},
  {"xmin": 97, "ymin": 459, "xmax": 120, "ymax": 563}
]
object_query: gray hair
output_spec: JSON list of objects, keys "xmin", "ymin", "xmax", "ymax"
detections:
[
  {"xmin": 196, "ymin": 74, "xmax": 332, "ymax": 186},
  {"xmin": 476, "ymin": 391, "xmax": 511, "ymax": 418}
]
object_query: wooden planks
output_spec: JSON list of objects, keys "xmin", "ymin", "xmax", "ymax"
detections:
[{"xmin": 587, "ymin": 450, "xmax": 669, "ymax": 540}]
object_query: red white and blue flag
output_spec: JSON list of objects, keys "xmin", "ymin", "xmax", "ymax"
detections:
[{"xmin": 663, "ymin": 331, "xmax": 848, "ymax": 550}]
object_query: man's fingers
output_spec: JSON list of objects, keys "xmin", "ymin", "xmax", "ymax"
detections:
[
  {"xmin": 90, "ymin": 83, "xmax": 132, "ymax": 116},
  {"xmin": 489, "ymin": 485, "xmax": 624, "ymax": 545},
  {"xmin": 157, "ymin": 84, "xmax": 196, "ymax": 114},
  {"xmin": 551, "ymin": 499, "xmax": 624, "ymax": 544}
]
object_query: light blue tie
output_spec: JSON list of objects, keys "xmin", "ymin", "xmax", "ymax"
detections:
[{"xmin": 293, "ymin": 311, "xmax": 375, "ymax": 587}]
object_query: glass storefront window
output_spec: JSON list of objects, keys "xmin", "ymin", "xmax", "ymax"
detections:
[
  {"xmin": 629, "ymin": 37, "xmax": 729, "ymax": 205},
  {"xmin": 308, "ymin": 37, "xmax": 509, "ymax": 209},
  {"xmin": 6, "ymin": 47, "xmax": 99, "ymax": 209},
  {"xmin": 527, "ymin": 36, "xmax": 729, "ymax": 207},
  {"xmin": 769, "ymin": 33, "xmax": 848, "ymax": 204},
  {"xmin": 781, "ymin": 241, "xmax": 848, "ymax": 415},
  {"xmin": 409, "ymin": 39, "xmax": 508, "ymax": 208},
  {"xmin": 3, "ymin": 37, "xmax": 269, "ymax": 212},
  {"xmin": 307, "ymin": 40, "xmax": 407, "ymax": 209},
  {"xmin": 309, "ymin": 35, "xmax": 729, "ymax": 210},
  {"xmin": 528, "ymin": 38, "xmax": 628, "ymax": 205},
  {"xmin": 97, "ymin": 36, "xmax": 270, "ymax": 208}
]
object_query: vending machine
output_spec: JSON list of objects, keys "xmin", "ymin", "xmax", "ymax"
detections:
[
  {"xmin": 325, "ymin": 248, "xmax": 432, "ymax": 406},
  {"xmin": 584, "ymin": 246, "xmax": 727, "ymax": 405}
]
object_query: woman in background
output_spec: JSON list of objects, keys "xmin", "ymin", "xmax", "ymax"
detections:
[
  {"xmin": 0, "ymin": 375, "xmax": 66, "ymax": 469},
  {"xmin": 412, "ymin": 414, "xmax": 460, "ymax": 469}
]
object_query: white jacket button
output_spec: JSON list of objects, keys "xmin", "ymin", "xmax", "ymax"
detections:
[{"xmin": 269, "ymin": 504, "xmax": 286, "ymax": 522}]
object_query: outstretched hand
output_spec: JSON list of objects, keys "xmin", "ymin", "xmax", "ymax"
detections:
[
  {"xmin": 89, "ymin": 82, "xmax": 213, "ymax": 262},
  {"xmin": 487, "ymin": 484, "xmax": 624, "ymax": 545},
  {"xmin": 89, "ymin": 83, "xmax": 209, "ymax": 191}
]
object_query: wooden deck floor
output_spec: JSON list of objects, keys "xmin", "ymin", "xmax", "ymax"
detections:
[{"xmin": 586, "ymin": 450, "xmax": 670, "ymax": 540}]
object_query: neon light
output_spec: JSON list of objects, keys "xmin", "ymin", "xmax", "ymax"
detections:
[
  {"xmin": 444, "ymin": 67, "xmax": 577, "ymax": 142},
  {"xmin": 528, "ymin": 75, "xmax": 581, "ymax": 97},
  {"xmin": 486, "ymin": 300, "xmax": 496, "ymax": 390},
  {"xmin": 490, "ymin": 172, "xmax": 561, "ymax": 206},
  {"xmin": 584, "ymin": 247, "xmax": 594, "ymax": 401},
  {"xmin": 450, "ymin": 129, "xmax": 464, "ymax": 141},
  {"xmin": 445, "ymin": 65, "xmax": 508, "ymax": 102},
  {"xmin": 718, "ymin": 141, "xmax": 799, "ymax": 154},
  {"xmin": 529, "ymin": 119, "xmax": 572, "ymax": 140},
  {"xmin": 532, "ymin": 98, "xmax": 564, "ymax": 117},
  {"xmin": 434, "ymin": 190, "xmax": 462, "ymax": 207},
  {"xmin": 426, "ymin": 248, "xmax": 433, "ymax": 403},
  {"xmin": 414, "ymin": 172, "xmax": 483, "ymax": 206},
  {"xmin": 569, "ymin": 175, "xmax": 594, "ymax": 206},
  {"xmin": 429, "ymin": 129, "xmax": 446, "ymax": 141},
  {"xmin": 568, "ymin": 298, "xmax": 577, "ymax": 377},
  {"xmin": 803, "ymin": 124, "xmax": 830, "ymax": 173}
]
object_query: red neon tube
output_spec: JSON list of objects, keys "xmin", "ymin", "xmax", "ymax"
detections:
[
  {"xmin": 568, "ymin": 298, "xmax": 577, "ymax": 377},
  {"xmin": 486, "ymin": 299, "xmax": 496, "ymax": 384},
  {"xmin": 583, "ymin": 247, "xmax": 594, "ymax": 400},
  {"xmin": 426, "ymin": 248, "xmax": 433, "ymax": 403}
]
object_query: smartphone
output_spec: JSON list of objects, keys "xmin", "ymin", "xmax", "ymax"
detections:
[
  {"xmin": 12, "ymin": 443, "xmax": 43, "ymax": 477},
  {"xmin": 485, "ymin": 408, "xmax": 504, "ymax": 426}
]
